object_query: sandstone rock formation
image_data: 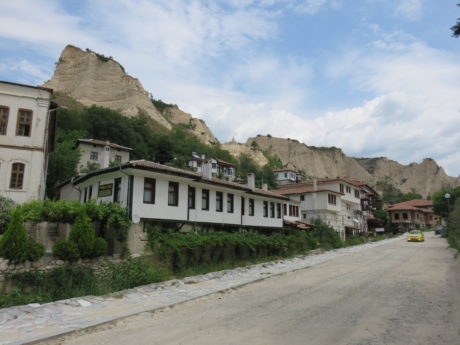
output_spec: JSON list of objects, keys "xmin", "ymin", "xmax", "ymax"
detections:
[
  {"xmin": 226, "ymin": 135, "xmax": 460, "ymax": 198},
  {"xmin": 43, "ymin": 45, "xmax": 216, "ymax": 143},
  {"xmin": 160, "ymin": 105, "xmax": 218, "ymax": 145},
  {"xmin": 222, "ymin": 138, "xmax": 269, "ymax": 166}
]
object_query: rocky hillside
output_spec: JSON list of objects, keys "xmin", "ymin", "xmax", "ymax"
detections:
[
  {"xmin": 225, "ymin": 135, "xmax": 460, "ymax": 198},
  {"xmin": 43, "ymin": 45, "xmax": 216, "ymax": 143}
]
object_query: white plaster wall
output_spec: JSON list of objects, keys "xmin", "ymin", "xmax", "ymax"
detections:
[{"xmin": 0, "ymin": 83, "xmax": 51, "ymax": 203}]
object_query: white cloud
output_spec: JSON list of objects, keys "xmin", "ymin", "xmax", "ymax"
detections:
[{"xmin": 394, "ymin": 0, "xmax": 423, "ymax": 21}]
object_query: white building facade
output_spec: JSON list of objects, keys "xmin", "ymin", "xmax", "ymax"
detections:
[
  {"xmin": 0, "ymin": 81, "xmax": 56, "ymax": 203},
  {"xmin": 274, "ymin": 178, "xmax": 373, "ymax": 239},
  {"xmin": 60, "ymin": 160, "xmax": 289, "ymax": 229},
  {"xmin": 76, "ymin": 139, "xmax": 132, "ymax": 172}
]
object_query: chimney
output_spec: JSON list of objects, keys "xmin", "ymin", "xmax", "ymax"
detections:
[
  {"xmin": 247, "ymin": 173, "xmax": 255, "ymax": 190},
  {"xmin": 102, "ymin": 141, "xmax": 111, "ymax": 168},
  {"xmin": 262, "ymin": 183, "xmax": 268, "ymax": 191},
  {"xmin": 201, "ymin": 160, "xmax": 213, "ymax": 179}
]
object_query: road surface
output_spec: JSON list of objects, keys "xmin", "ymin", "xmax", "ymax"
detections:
[{"xmin": 41, "ymin": 232, "xmax": 460, "ymax": 345}]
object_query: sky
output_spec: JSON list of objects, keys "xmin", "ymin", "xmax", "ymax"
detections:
[{"xmin": 1, "ymin": 0, "xmax": 460, "ymax": 175}]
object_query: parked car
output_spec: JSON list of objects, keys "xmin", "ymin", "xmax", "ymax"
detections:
[
  {"xmin": 407, "ymin": 230, "xmax": 425, "ymax": 242},
  {"xmin": 435, "ymin": 226, "xmax": 442, "ymax": 235}
]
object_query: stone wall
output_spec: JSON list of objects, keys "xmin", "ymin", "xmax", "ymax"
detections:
[{"xmin": 0, "ymin": 255, "xmax": 123, "ymax": 294}]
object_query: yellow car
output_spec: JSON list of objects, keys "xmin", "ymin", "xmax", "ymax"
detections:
[{"xmin": 407, "ymin": 230, "xmax": 425, "ymax": 242}]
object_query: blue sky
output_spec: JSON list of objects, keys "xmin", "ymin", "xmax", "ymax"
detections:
[{"xmin": 1, "ymin": 0, "xmax": 460, "ymax": 176}]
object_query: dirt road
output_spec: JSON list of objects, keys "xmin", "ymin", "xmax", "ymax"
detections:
[{"xmin": 42, "ymin": 233, "xmax": 460, "ymax": 345}]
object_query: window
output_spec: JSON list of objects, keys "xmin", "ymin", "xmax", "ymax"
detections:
[
  {"xmin": 88, "ymin": 185, "xmax": 93, "ymax": 200},
  {"xmin": 328, "ymin": 194, "xmax": 337, "ymax": 205},
  {"xmin": 395, "ymin": 213, "xmax": 400, "ymax": 220},
  {"xmin": 188, "ymin": 186, "xmax": 196, "ymax": 209},
  {"xmin": 270, "ymin": 202, "xmax": 275, "ymax": 218},
  {"xmin": 16, "ymin": 109, "xmax": 33, "ymax": 136},
  {"xmin": 346, "ymin": 203, "xmax": 351, "ymax": 211},
  {"xmin": 216, "ymin": 191, "xmax": 223, "ymax": 212},
  {"xmin": 276, "ymin": 203, "xmax": 281, "ymax": 218},
  {"xmin": 300, "ymin": 195, "xmax": 305, "ymax": 201},
  {"xmin": 241, "ymin": 197, "xmax": 245, "ymax": 215},
  {"xmin": 0, "ymin": 106, "xmax": 8, "ymax": 135},
  {"xmin": 354, "ymin": 189, "xmax": 360, "ymax": 198},
  {"xmin": 402, "ymin": 213, "xmax": 408, "ymax": 220},
  {"xmin": 143, "ymin": 178, "xmax": 156, "ymax": 203},
  {"xmin": 249, "ymin": 199, "xmax": 254, "ymax": 216},
  {"xmin": 113, "ymin": 178, "xmax": 122, "ymax": 203},
  {"xmin": 284, "ymin": 173, "xmax": 287, "ymax": 178},
  {"xmin": 283, "ymin": 204, "xmax": 287, "ymax": 216},
  {"xmin": 339, "ymin": 184, "xmax": 344, "ymax": 194},
  {"xmin": 227, "ymin": 193, "xmax": 234, "ymax": 213},
  {"xmin": 168, "ymin": 182, "xmax": 179, "ymax": 206},
  {"xmin": 10, "ymin": 163, "xmax": 25, "ymax": 189},
  {"xmin": 114, "ymin": 155, "xmax": 122, "ymax": 162},
  {"xmin": 263, "ymin": 201, "xmax": 268, "ymax": 217},
  {"xmin": 83, "ymin": 187, "xmax": 88, "ymax": 203},
  {"xmin": 202, "ymin": 189, "xmax": 210, "ymax": 210},
  {"xmin": 346, "ymin": 186, "xmax": 351, "ymax": 193},
  {"xmin": 303, "ymin": 213, "xmax": 306, "ymax": 219},
  {"xmin": 90, "ymin": 152, "xmax": 98, "ymax": 160},
  {"xmin": 289, "ymin": 205, "xmax": 293, "ymax": 216}
]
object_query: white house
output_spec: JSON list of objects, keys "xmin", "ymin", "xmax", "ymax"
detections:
[
  {"xmin": 76, "ymin": 139, "xmax": 132, "ymax": 172},
  {"xmin": 0, "ymin": 81, "xmax": 56, "ymax": 203},
  {"xmin": 59, "ymin": 160, "xmax": 293, "ymax": 253},
  {"xmin": 187, "ymin": 155, "xmax": 236, "ymax": 181},
  {"xmin": 273, "ymin": 168, "xmax": 303, "ymax": 185},
  {"xmin": 274, "ymin": 178, "xmax": 375, "ymax": 239}
]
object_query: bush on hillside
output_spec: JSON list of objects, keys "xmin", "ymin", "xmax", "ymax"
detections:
[
  {"xmin": 69, "ymin": 213, "xmax": 96, "ymax": 258},
  {"xmin": 53, "ymin": 240, "xmax": 80, "ymax": 262},
  {"xmin": 0, "ymin": 196, "xmax": 16, "ymax": 234},
  {"xmin": 310, "ymin": 218, "xmax": 344, "ymax": 249}
]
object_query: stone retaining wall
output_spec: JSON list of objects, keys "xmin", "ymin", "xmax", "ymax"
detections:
[{"xmin": 0, "ymin": 255, "xmax": 123, "ymax": 293}]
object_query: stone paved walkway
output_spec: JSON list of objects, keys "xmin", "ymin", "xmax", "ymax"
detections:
[{"xmin": 0, "ymin": 238, "xmax": 400, "ymax": 345}]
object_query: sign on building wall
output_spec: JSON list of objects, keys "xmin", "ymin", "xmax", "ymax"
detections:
[
  {"xmin": 375, "ymin": 227, "xmax": 385, "ymax": 233},
  {"xmin": 98, "ymin": 183, "xmax": 113, "ymax": 197}
]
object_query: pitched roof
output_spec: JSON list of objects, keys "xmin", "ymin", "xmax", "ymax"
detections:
[
  {"xmin": 273, "ymin": 168, "xmax": 297, "ymax": 172},
  {"xmin": 384, "ymin": 199, "xmax": 433, "ymax": 213},
  {"xmin": 77, "ymin": 139, "xmax": 133, "ymax": 151},
  {"xmin": 272, "ymin": 186, "xmax": 343, "ymax": 196},
  {"xmin": 71, "ymin": 160, "xmax": 289, "ymax": 201}
]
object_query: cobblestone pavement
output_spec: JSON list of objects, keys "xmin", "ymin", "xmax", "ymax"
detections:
[{"xmin": 0, "ymin": 238, "xmax": 401, "ymax": 345}]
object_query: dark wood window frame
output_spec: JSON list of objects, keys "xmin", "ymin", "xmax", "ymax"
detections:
[
  {"xmin": 10, "ymin": 162, "xmax": 25, "ymax": 189},
  {"xmin": 168, "ymin": 181, "xmax": 179, "ymax": 206},
  {"xmin": 249, "ymin": 198, "xmax": 255, "ymax": 216},
  {"xmin": 227, "ymin": 193, "xmax": 234, "ymax": 213},
  {"xmin": 143, "ymin": 178, "xmax": 156, "ymax": 204},
  {"xmin": 277, "ymin": 203, "xmax": 281, "ymax": 219},
  {"xmin": 270, "ymin": 202, "xmax": 275, "ymax": 218},
  {"xmin": 16, "ymin": 108, "xmax": 33, "ymax": 137},
  {"xmin": 0, "ymin": 106, "xmax": 9, "ymax": 135},
  {"xmin": 263, "ymin": 201, "xmax": 268, "ymax": 217},
  {"xmin": 202, "ymin": 189, "xmax": 210, "ymax": 210},
  {"xmin": 216, "ymin": 191, "xmax": 223, "ymax": 212},
  {"xmin": 188, "ymin": 186, "xmax": 196, "ymax": 209}
]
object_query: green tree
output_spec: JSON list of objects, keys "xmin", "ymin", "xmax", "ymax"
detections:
[
  {"xmin": 452, "ymin": 4, "xmax": 460, "ymax": 37},
  {"xmin": 432, "ymin": 186, "xmax": 460, "ymax": 216},
  {"xmin": 69, "ymin": 213, "xmax": 96, "ymax": 258},
  {"xmin": 0, "ymin": 209, "xmax": 44, "ymax": 263}
]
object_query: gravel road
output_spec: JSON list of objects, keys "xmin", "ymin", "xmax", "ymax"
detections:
[{"xmin": 41, "ymin": 232, "xmax": 460, "ymax": 345}]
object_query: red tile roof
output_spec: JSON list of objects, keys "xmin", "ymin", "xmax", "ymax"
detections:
[
  {"xmin": 272, "ymin": 186, "xmax": 342, "ymax": 195},
  {"xmin": 384, "ymin": 199, "xmax": 433, "ymax": 213}
]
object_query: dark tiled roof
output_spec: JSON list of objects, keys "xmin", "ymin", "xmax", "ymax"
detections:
[{"xmin": 77, "ymin": 139, "xmax": 133, "ymax": 151}]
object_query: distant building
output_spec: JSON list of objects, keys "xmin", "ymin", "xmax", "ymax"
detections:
[
  {"xmin": 272, "ymin": 168, "xmax": 303, "ymax": 185},
  {"xmin": 384, "ymin": 199, "xmax": 437, "ymax": 232},
  {"xmin": 274, "ymin": 177, "xmax": 380, "ymax": 239},
  {"xmin": 187, "ymin": 154, "xmax": 235, "ymax": 181},
  {"xmin": 0, "ymin": 81, "xmax": 57, "ymax": 203},
  {"xmin": 76, "ymin": 139, "xmax": 132, "ymax": 172}
]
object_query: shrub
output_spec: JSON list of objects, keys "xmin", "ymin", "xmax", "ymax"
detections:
[
  {"xmin": 0, "ymin": 196, "xmax": 16, "ymax": 234},
  {"xmin": 92, "ymin": 237, "xmax": 108, "ymax": 258},
  {"xmin": 53, "ymin": 240, "xmax": 80, "ymax": 262},
  {"xmin": 311, "ymin": 218, "xmax": 344, "ymax": 250},
  {"xmin": 25, "ymin": 242, "xmax": 45, "ymax": 261},
  {"xmin": 69, "ymin": 213, "xmax": 95, "ymax": 258},
  {"xmin": 0, "ymin": 209, "xmax": 30, "ymax": 263}
]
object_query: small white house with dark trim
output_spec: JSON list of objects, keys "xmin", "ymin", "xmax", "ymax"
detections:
[
  {"xmin": 272, "ymin": 168, "xmax": 303, "ymax": 185},
  {"xmin": 76, "ymin": 139, "xmax": 132, "ymax": 172},
  {"xmin": 187, "ymin": 155, "xmax": 236, "ymax": 181},
  {"xmin": 59, "ymin": 160, "xmax": 294, "ymax": 254}
]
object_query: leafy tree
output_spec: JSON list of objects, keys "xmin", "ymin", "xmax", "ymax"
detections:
[
  {"xmin": 432, "ymin": 186, "xmax": 460, "ymax": 216},
  {"xmin": 376, "ymin": 177, "xmax": 422, "ymax": 205},
  {"xmin": 452, "ymin": 3, "xmax": 460, "ymax": 37},
  {"xmin": 0, "ymin": 196, "xmax": 16, "ymax": 234},
  {"xmin": 310, "ymin": 218, "xmax": 343, "ymax": 249}
]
